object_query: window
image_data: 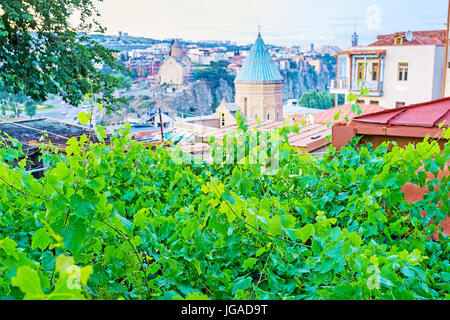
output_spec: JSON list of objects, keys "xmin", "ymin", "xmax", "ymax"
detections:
[
  {"xmin": 276, "ymin": 112, "xmax": 279, "ymax": 121},
  {"xmin": 267, "ymin": 113, "xmax": 270, "ymax": 120},
  {"xmin": 396, "ymin": 102, "xmax": 406, "ymax": 108},
  {"xmin": 371, "ymin": 63, "xmax": 379, "ymax": 81},
  {"xmin": 394, "ymin": 36, "xmax": 403, "ymax": 45},
  {"xmin": 220, "ymin": 113, "xmax": 225, "ymax": 127},
  {"xmin": 398, "ymin": 63, "xmax": 408, "ymax": 81},
  {"xmin": 357, "ymin": 62, "xmax": 365, "ymax": 82},
  {"xmin": 369, "ymin": 100, "xmax": 379, "ymax": 105},
  {"xmin": 337, "ymin": 55, "xmax": 348, "ymax": 79},
  {"xmin": 356, "ymin": 99, "xmax": 365, "ymax": 105}
]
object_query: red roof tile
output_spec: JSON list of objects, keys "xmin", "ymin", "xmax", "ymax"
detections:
[
  {"xmin": 369, "ymin": 30, "xmax": 447, "ymax": 46},
  {"xmin": 352, "ymin": 97, "xmax": 450, "ymax": 128}
]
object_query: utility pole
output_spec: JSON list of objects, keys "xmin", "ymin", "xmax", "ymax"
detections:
[
  {"xmin": 443, "ymin": 0, "xmax": 450, "ymax": 98},
  {"xmin": 159, "ymin": 106, "xmax": 164, "ymax": 142}
]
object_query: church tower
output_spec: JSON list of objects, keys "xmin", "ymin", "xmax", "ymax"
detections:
[
  {"xmin": 170, "ymin": 39, "xmax": 183, "ymax": 58},
  {"xmin": 352, "ymin": 24, "xmax": 359, "ymax": 47},
  {"xmin": 234, "ymin": 33, "xmax": 284, "ymax": 122}
]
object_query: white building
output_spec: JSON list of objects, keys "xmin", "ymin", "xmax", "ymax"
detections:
[
  {"xmin": 146, "ymin": 109, "xmax": 175, "ymax": 130},
  {"xmin": 330, "ymin": 30, "xmax": 450, "ymax": 108}
]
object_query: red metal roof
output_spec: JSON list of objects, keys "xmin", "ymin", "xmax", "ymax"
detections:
[
  {"xmin": 353, "ymin": 97, "xmax": 450, "ymax": 128},
  {"xmin": 314, "ymin": 103, "xmax": 386, "ymax": 125}
]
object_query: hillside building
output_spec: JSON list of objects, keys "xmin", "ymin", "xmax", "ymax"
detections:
[
  {"xmin": 330, "ymin": 30, "xmax": 450, "ymax": 108},
  {"xmin": 159, "ymin": 39, "xmax": 193, "ymax": 85}
]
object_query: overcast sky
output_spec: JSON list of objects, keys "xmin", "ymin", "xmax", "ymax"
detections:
[{"xmin": 94, "ymin": 0, "xmax": 449, "ymax": 48}]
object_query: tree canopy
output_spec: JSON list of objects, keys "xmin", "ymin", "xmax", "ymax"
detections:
[
  {"xmin": 0, "ymin": 0, "xmax": 124, "ymax": 110},
  {"xmin": 298, "ymin": 90, "xmax": 334, "ymax": 109}
]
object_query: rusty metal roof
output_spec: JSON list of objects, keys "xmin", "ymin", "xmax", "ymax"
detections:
[{"xmin": 352, "ymin": 97, "xmax": 450, "ymax": 128}]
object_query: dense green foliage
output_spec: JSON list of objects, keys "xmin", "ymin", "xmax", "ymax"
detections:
[
  {"xmin": 0, "ymin": 0, "xmax": 124, "ymax": 109},
  {"xmin": 298, "ymin": 90, "xmax": 335, "ymax": 109},
  {"xmin": 0, "ymin": 113, "xmax": 449, "ymax": 300}
]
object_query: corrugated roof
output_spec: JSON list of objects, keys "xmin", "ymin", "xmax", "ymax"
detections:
[
  {"xmin": 352, "ymin": 97, "xmax": 450, "ymax": 128},
  {"xmin": 194, "ymin": 120, "xmax": 330, "ymax": 153},
  {"xmin": 288, "ymin": 123, "xmax": 331, "ymax": 151},
  {"xmin": 0, "ymin": 118, "xmax": 88, "ymax": 144},
  {"xmin": 235, "ymin": 33, "xmax": 283, "ymax": 84},
  {"xmin": 283, "ymin": 104, "xmax": 323, "ymax": 115},
  {"xmin": 314, "ymin": 103, "xmax": 386, "ymax": 125}
]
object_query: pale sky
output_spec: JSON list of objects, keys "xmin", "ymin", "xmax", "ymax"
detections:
[{"xmin": 94, "ymin": 0, "xmax": 448, "ymax": 48}]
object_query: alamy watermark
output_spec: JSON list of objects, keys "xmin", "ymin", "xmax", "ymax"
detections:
[{"xmin": 169, "ymin": 128, "xmax": 282, "ymax": 174}]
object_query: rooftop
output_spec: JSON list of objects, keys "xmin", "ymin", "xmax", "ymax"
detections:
[
  {"xmin": 283, "ymin": 104, "xmax": 323, "ymax": 115},
  {"xmin": 352, "ymin": 97, "xmax": 450, "ymax": 128},
  {"xmin": 194, "ymin": 120, "xmax": 330, "ymax": 153},
  {"xmin": 368, "ymin": 30, "xmax": 446, "ymax": 47},
  {"xmin": 332, "ymin": 98, "xmax": 450, "ymax": 151},
  {"xmin": 314, "ymin": 103, "xmax": 387, "ymax": 125},
  {"xmin": 235, "ymin": 33, "xmax": 283, "ymax": 84},
  {"xmin": 0, "ymin": 118, "xmax": 88, "ymax": 145}
]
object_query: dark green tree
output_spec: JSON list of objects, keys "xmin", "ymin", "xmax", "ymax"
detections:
[
  {"xmin": 0, "ymin": 0, "xmax": 125, "ymax": 110},
  {"xmin": 298, "ymin": 90, "xmax": 334, "ymax": 109},
  {"xmin": 115, "ymin": 74, "xmax": 133, "ymax": 90},
  {"xmin": 24, "ymin": 99, "xmax": 37, "ymax": 118}
]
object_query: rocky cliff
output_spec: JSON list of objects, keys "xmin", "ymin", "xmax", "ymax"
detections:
[
  {"xmin": 281, "ymin": 66, "xmax": 334, "ymax": 101},
  {"xmin": 145, "ymin": 65, "xmax": 333, "ymax": 117},
  {"xmin": 147, "ymin": 79, "xmax": 233, "ymax": 117}
]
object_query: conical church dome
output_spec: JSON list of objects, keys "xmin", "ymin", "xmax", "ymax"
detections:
[
  {"xmin": 172, "ymin": 39, "xmax": 181, "ymax": 48},
  {"xmin": 170, "ymin": 39, "xmax": 183, "ymax": 58},
  {"xmin": 235, "ymin": 33, "xmax": 283, "ymax": 84}
]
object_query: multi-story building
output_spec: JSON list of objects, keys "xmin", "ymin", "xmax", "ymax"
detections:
[
  {"xmin": 330, "ymin": 30, "xmax": 450, "ymax": 108},
  {"xmin": 125, "ymin": 56, "xmax": 162, "ymax": 78}
]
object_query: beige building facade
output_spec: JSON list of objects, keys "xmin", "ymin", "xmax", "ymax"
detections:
[
  {"xmin": 331, "ymin": 30, "xmax": 450, "ymax": 108},
  {"xmin": 159, "ymin": 40, "xmax": 192, "ymax": 85},
  {"xmin": 235, "ymin": 82, "xmax": 283, "ymax": 122}
]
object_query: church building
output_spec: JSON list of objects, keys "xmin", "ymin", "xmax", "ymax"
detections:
[
  {"xmin": 217, "ymin": 33, "xmax": 284, "ymax": 127},
  {"xmin": 159, "ymin": 39, "xmax": 193, "ymax": 85}
]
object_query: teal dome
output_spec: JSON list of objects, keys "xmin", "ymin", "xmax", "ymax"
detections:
[{"xmin": 235, "ymin": 33, "xmax": 283, "ymax": 84}]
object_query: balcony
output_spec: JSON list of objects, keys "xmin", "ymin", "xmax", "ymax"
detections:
[
  {"xmin": 351, "ymin": 80, "xmax": 384, "ymax": 96},
  {"xmin": 330, "ymin": 79, "xmax": 349, "ymax": 92}
]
